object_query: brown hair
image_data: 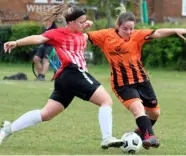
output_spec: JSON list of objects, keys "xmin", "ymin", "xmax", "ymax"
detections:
[
  {"xmin": 41, "ymin": 4, "xmax": 85, "ymax": 24},
  {"xmin": 115, "ymin": 4, "xmax": 136, "ymax": 29}
]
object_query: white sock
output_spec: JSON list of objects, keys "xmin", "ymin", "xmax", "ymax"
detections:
[
  {"xmin": 98, "ymin": 105, "xmax": 112, "ymax": 140},
  {"xmin": 11, "ymin": 110, "xmax": 42, "ymax": 132}
]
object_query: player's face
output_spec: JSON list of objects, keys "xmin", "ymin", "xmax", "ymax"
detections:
[
  {"xmin": 118, "ymin": 21, "xmax": 135, "ymax": 38},
  {"xmin": 70, "ymin": 15, "xmax": 87, "ymax": 32}
]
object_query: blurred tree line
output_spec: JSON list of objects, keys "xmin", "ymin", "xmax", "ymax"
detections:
[
  {"xmin": 86, "ymin": 0, "xmax": 137, "ymax": 27},
  {"xmin": 0, "ymin": 0, "xmax": 186, "ymax": 71}
]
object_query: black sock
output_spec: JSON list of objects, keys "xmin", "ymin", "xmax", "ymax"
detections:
[
  {"xmin": 149, "ymin": 119, "xmax": 157, "ymax": 126},
  {"xmin": 136, "ymin": 116, "xmax": 154, "ymax": 140}
]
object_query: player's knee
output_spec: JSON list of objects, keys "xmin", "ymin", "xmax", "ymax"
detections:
[
  {"xmin": 99, "ymin": 90, "xmax": 113, "ymax": 106},
  {"xmin": 90, "ymin": 85, "xmax": 113, "ymax": 106},
  {"xmin": 43, "ymin": 59, "xmax": 50, "ymax": 66},
  {"xmin": 33, "ymin": 56, "xmax": 41, "ymax": 63},
  {"xmin": 153, "ymin": 108, "xmax": 160, "ymax": 118},
  {"xmin": 102, "ymin": 95, "xmax": 113, "ymax": 106},
  {"xmin": 129, "ymin": 100, "xmax": 146, "ymax": 118},
  {"xmin": 146, "ymin": 108, "xmax": 160, "ymax": 120}
]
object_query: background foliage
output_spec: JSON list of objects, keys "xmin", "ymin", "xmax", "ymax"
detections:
[
  {"xmin": 0, "ymin": 22, "xmax": 43, "ymax": 62},
  {"xmin": 0, "ymin": 21, "xmax": 186, "ymax": 70},
  {"xmin": 0, "ymin": 0, "xmax": 186, "ymax": 70}
]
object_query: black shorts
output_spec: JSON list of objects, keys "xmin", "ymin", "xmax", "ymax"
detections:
[
  {"xmin": 114, "ymin": 81, "xmax": 158, "ymax": 108},
  {"xmin": 35, "ymin": 44, "xmax": 53, "ymax": 59},
  {"xmin": 49, "ymin": 64, "xmax": 101, "ymax": 108}
]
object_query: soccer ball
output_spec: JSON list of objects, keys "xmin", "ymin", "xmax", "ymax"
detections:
[{"xmin": 120, "ymin": 132, "xmax": 142, "ymax": 154}]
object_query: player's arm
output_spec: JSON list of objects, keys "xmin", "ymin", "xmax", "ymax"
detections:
[
  {"xmin": 83, "ymin": 33, "xmax": 89, "ymax": 40},
  {"xmin": 84, "ymin": 29, "xmax": 108, "ymax": 46},
  {"xmin": 4, "ymin": 35, "xmax": 49, "ymax": 53},
  {"xmin": 83, "ymin": 20, "xmax": 93, "ymax": 30},
  {"xmin": 149, "ymin": 28, "xmax": 186, "ymax": 40},
  {"xmin": 83, "ymin": 20, "xmax": 93, "ymax": 40}
]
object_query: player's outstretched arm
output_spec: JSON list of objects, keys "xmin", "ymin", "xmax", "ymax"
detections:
[
  {"xmin": 4, "ymin": 35, "xmax": 49, "ymax": 53},
  {"xmin": 83, "ymin": 20, "xmax": 94, "ymax": 40},
  {"xmin": 83, "ymin": 20, "xmax": 93, "ymax": 30},
  {"xmin": 149, "ymin": 28, "xmax": 186, "ymax": 40}
]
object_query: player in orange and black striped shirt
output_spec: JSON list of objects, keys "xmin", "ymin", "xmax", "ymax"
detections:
[{"xmin": 86, "ymin": 11, "xmax": 186, "ymax": 150}]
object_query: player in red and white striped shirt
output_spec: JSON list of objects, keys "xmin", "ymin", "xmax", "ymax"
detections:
[
  {"xmin": 42, "ymin": 26, "xmax": 88, "ymax": 78},
  {"xmin": 1, "ymin": 4, "xmax": 123, "ymax": 149}
]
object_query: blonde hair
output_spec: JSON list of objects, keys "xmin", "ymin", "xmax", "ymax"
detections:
[
  {"xmin": 115, "ymin": 4, "xmax": 136, "ymax": 29},
  {"xmin": 115, "ymin": 3, "xmax": 127, "ymax": 14},
  {"xmin": 41, "ymin": 4, "xmax": 85, "ymax": 24}
]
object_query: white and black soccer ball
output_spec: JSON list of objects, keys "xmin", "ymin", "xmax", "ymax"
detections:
[{"xmin": 120, "ymin": 132, "xmax": 142, "ymax": 154}]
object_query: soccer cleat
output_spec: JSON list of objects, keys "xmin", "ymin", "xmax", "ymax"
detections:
[
  {"xmin": 101, "ymin": 136, "xmax": 124, "ymax": 149},
  {"xmin": 36, "ymin": 74, "xmax": 46, "ymax": 81},
  {"xmin": 134, "ymin": 128, "xmax": 142, "ymax": 139},
  {"xmin": 142, "ymin": 135, "xmax": 160, "ymax": 150},
  {"xmin": 0, "ymin": 121, "xmax": 12, "ymax": 145}
]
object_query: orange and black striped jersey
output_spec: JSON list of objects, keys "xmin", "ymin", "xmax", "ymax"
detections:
[{"xmin": 88, "ymin": 28, "xmax": 154, "ymax": 87}]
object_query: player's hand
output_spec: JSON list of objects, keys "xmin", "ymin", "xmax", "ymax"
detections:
[
  {"xmin": 176, "ymin": 33, "xmax": 186, "ymax": 40},
  {"xmin": 4, "ymin": 41, "xmax": 17, "ymax": 53},
  {"xmin": 86, "ymin": 20, "xmax": 93, "ymax": 27},
  {"xmin": 175, "ymin": 29, "xmax": 186, "ymax": 40},
  {"xmin": 83, "ymin": 20, "xmax": 94, "ymax": 29}
]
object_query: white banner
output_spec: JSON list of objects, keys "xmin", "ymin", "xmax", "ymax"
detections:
[
  {"xmin": 26, "ymin": 0, "xmax": 81, "ymax": 12},
  {"xmin": 182, "ymin": 0, "xmax": 186, "ymax": 16}
]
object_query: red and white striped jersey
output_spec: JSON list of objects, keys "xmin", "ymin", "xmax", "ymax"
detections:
[{"xmin": 42, "ymin": 27, "xmax": 87, "ymax": 78}]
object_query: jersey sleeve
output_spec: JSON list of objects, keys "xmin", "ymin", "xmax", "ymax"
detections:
[
  {"xmin": 87, "ymin": 29, "xmax": 108, "ymax": 47},
  {"xmin": 136, "ymin": 29, "xmax": 155, "ymax": 44},
  {"xmin": 42, "ymin": 29, "xmax": 59, "ymax": 46}
]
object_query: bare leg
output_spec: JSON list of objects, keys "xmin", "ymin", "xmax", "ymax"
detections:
[
  {"xmin": 146, "ymin": 109, "xmax": 160, "ymax": 120},
  {"xmin": 128, "ymin": 100, "xmax": 146, "ymax": 118},
  {"xmin": 11, "ymin": 99, "xmax": 64, "ymax": 132},
  {"xmin": 41, "ymin": 99, "xmax": 64, "ymax": 121},
  {"xmin": 33, "ymin": 56, "xmax": 43, "ymax": 75},
  {"xmin": 42, "ymin": 58, "xmax": 50, "ymax": 76},
  {"xmin": 128, "ymin": 100, "xmax": 160, "ymax": 149},
  {"xmin": 0, "ymin": 99, "xmax": 65, "ymax": 144},
  {"xmin": 89, "ymin": 85, "xmax": 123, "ymax": 149}
]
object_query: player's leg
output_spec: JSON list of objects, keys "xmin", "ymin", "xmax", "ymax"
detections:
[
  {"xmin": 138, "ymin": 81, "xmax": 160, "ymax": 126},
  {"xmin": 33, "ymin": 44, "xmax": 45, "ymax": 80},
  {"xmin": 0, "ymin": 99, "xmax": 64, "ymax": 144},
  {"xmin": 134, "ymin": 107, "xmax": 160, "ymax": 137},
  {"xmin": 129, "ymin": 100, "xmax": 159, "ymax": 149},
  {"xmin": 67, "ymin": 65, "xmax": 123, "ymax": 149},
  {"xmin": 33, "ymin": 56, "xmax": 42, "ymax": 74},
  {"xmin": 0, "ymin": 73, "xmax": 74, "ymax": 145},
  {"xmin": 42, "ymin": 58, "xmax": 50, "ymax": 76},
  {"xmin": 112, "ymin": 83, "xmax": 159, "ymax": 150},
  {"xmin": 42, "ymin": 44, "xmax": 53, "ymax": 78},
  {"xmin": 145, "ymin": 108, "xmax": 160, "ymax": 126},
  {"xmin": 137, "ymin": 81, "xmax": 160, "ymax": 149},
  {"xmin": 89, "ymin": 86, "xmax": 124, "ymax": 149}
]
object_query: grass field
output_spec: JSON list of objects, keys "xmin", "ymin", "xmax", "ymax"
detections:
[{"xmin": 0, "ymin": 63, "xmax": 186, "ymax": 155}]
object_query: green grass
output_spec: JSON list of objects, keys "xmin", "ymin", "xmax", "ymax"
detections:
[{"xmin": 0, "ymin": 63, "xmax": 186, "ymax": 155}]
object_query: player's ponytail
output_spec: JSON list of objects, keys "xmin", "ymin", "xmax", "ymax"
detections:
[
  {"xmin": 115, "ymin": 4, "xmax": 136, "ymax": 30},
  {"xmin": 41, "ymin": 4, "xmax": 86, "ymax": 25}
]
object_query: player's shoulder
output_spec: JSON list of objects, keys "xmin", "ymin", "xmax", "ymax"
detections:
[
  {"xmin": 52, "ymin": 27, "xmax": 66, "ymax": 32},
  {"xmin": 132, "ymin": 29, "xmax": 142, "ymax": 35},
  {"xmin": 49, "ymin": 28, "xmax": 75, "ymax": 37},
  {"xmin": 133, "ymin": 29, "xmax": 153, "ymax": 35},
  {"xmin": 98, "ymin": 28, "xmax": 118, "ymax": 40},
  {"xmin": 96, "ymin": 28, "xmax": 113, "ymax": 34},
  {"xmin": 107, "ymin": 28, "xmax": 117, "ymax": 34}
]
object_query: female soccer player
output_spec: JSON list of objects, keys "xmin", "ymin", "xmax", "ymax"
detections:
[
  {"xmin": 1, "ymin": 4, "xmax": 123, "ymax": 149},
  {"xmin": 86, "ymin": 10, "xmax": 186, "ymax": 150}
]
